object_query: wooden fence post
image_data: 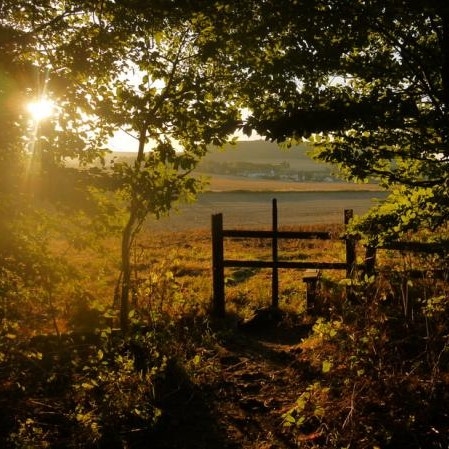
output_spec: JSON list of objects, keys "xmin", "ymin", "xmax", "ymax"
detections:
[
  {"xmin": 272, "ymin": 198, "xmax": 279, "ymax": 308},
  {"xmin": 211, "ymin": 213, "xmax": 225, "ymax": 318},
  {"xmin": 344, "ymin": 209, "xmax": 356, "ymax": 278},
  {"xmin": 364, "ymin": 246, "xmax": 377, "ymax": 277}
]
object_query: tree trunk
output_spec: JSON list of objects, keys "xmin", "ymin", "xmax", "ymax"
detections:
[{"xmin": 119, "ymin": 126, "xmax": 147, "ymax": 332}]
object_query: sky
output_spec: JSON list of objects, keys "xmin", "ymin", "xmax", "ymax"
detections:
[{"xmin": 108, "ymin": 127, "xmax": 262, "ymax": 152}]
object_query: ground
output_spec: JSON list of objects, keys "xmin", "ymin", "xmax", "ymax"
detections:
[{"xmin": 150, "ymin": 311, "xmax": 314, "ymax": 449}]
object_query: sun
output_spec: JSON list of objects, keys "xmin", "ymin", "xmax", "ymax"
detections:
[{"xmin": 27, "ymin": 98, "xmax": 55, "ymax": 122}]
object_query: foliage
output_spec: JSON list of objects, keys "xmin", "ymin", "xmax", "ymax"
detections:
[
  {"xmin": 0, "ymin": 0, "xmax": 246, "ymax": 330},
  {"xmin": 0, "ymin": 196, "xmax": 87, "ymax": 336},
  {"xmin": 1, "ymin": 293, "xmax": 216, "ymax": 449},
  {"xmin": 2, "ymin": 327, "xmax": 168, "ymax": 448},
  {"xmin": 284, "ymin": 266, "xmax": 449, "ymax": 448},
  {"xmin": 204, "ymin": 0, "xmax": 449, "ymax": 242},
  {"xmin": 0, "ymin": 226, "xmax": 219, "ymax": 448},
  {"xmin": 67, "ymin": 330, "xmax": 166, "ymax": 448}
]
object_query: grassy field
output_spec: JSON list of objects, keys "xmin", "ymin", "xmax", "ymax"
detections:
[
  {"xmin": 134, "ymin": 223, "xmax": 351, "ymax": 320},
  {"xmin": 3, "ymin": 211, "xmax": 449, "ymax": 448},
  {"xmin": 203, "ymin": 174, "xmax": 382, "ymax": 192},
  {"xmin": 196, "ymin": 140, "xmax": 329, "ymax": 172},
  {"xmin": 147, "ymin": 184, "xmax": 387, "ymax": 232}
]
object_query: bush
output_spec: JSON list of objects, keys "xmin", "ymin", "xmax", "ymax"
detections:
[{"xmin": 284, "ymin": 273, "xmax": 449, "ymax": 448}]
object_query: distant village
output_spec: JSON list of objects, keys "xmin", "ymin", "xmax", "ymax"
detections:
[
  {"xmin": 109, "ymin": 141, "xmax": 344, "ymax": 183},
  {"xmin": 197, "ymin": 160, "xmax": 337, "ymax": 182}
]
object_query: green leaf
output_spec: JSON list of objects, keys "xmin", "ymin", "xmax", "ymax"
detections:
[
  {"xmin": 322, "ymin": 360, "xmax": 332, "ymax": 373},
  {"xmin": 283, "ymin": 414, "xmax": 296, "ymax": 426}
]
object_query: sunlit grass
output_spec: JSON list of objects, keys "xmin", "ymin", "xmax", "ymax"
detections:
[
  {"xmin": 44, "ymin": 223, "xmax": 350, "ymax": 332},
  {"xmin": 41, "ymin": 219, "xmax": 449, "ymax": 335}
]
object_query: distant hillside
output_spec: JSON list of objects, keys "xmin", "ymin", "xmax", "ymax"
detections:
[
  {"xmin": 110, "ymin": 140, "xmax": 336, "ymax": 182},
  {"xmin": 197, "ymin": 140, "xmax": 329, "ymax": 172},
  {"xmin": 195, "ymin": 140, "xmax": 335, "ymax": 182}
]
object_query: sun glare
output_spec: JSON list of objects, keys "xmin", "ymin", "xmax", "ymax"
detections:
[{"xmin": 27, "ymin": 98, "xmax": 55, "ymax": 122}]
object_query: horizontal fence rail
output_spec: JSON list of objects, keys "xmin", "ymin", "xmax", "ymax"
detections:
[
  {"xmin": 222, "ymin": 230, "xmax": 333, "ymax": 239},
  {"xmin": 364, "ymin": 241, "xmax": 449, "ymax": 278},
  {"xmin": 380, "ymin": 241, "xmax": 449, "ymax": 254},
  {"xmin": 222, "ymin": 260, "xmax": 349, "ymax": 269}
]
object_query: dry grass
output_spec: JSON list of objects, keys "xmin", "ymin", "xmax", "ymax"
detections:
[
  {"xmin": 51, "ymin": 222, "xmax": 353, "ymax": 330},
  {"xmin": 48, "ymin": 215, "xmax": 447, "ymax": 333},
  {"xmin": 204, "ymin": 175, "xmax": 382, "ymax": 192},
  {"xmin": 130, "ymin": 224, "xmax": 352, "ymax": 321}
]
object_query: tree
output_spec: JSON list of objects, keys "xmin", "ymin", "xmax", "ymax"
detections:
[
  {"xmin": 1, "ymin": 1, "xmax": 242, "ymax": 331},
  {"xmin": 89, "ymin": 16, "xmax": 241, "ymax": 331},
  {"xmin": 208, "ymin": 0, "xmax": 449, "ymax": 244},
  {"xmin": 0, "ymin": 1, "xmax": 115, "ymax": 333}
]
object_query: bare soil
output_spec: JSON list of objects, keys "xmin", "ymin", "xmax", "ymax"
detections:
[{"xmin": 150, "ymin": 313, "xmax": 314, "ymax": 449}]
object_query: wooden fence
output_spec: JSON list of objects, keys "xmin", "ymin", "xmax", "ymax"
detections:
[
  {"xmin": 211, "ymin": 198, "xmax": 361, "ymax": 318},
  {"xmin": 210, "ymin": 198, "xmax": 449, "ymax": 317},
  {"xmin": 364, "ymin": 241, "xmax": 448, "ymax": 279}
]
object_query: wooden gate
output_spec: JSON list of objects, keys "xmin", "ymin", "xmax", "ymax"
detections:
[{"xmin": 211, "ymin": 199, "xmax": 358, "ymax": 317}]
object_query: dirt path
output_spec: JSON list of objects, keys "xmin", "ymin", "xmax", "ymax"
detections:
[
  {"xmin": 211, "ymin": 329, "xmax": 309, "ymax": 448},
  {"xmin": 151, "ymin": 315, "xmax": 314, "ymax": 449}
]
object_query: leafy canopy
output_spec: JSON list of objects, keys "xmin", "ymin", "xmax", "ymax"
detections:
[
  {"xmin": 0, "ymin": 0, "xmax": 243, "ymax": 330},
  {"xmin": 207, "ymin": 0, "xmax": 449, "ymax": 243}
]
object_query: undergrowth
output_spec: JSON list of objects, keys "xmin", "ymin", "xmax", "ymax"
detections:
[
  {"xmin": 282, "ymin": 260, "xmax": 449, "ymax": 448},
  {"xmin": 1, "ymin": 226, "xmax": 449, "ymax": 448}
]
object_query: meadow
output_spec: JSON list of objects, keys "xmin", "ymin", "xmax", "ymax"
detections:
[
  {"xmin": 148, "ymin": 177, "xmax": 386, "ymax": 231},
  {"xmin": 2, "ymin": 179, "xmax": 449, "ymax": 449}
]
